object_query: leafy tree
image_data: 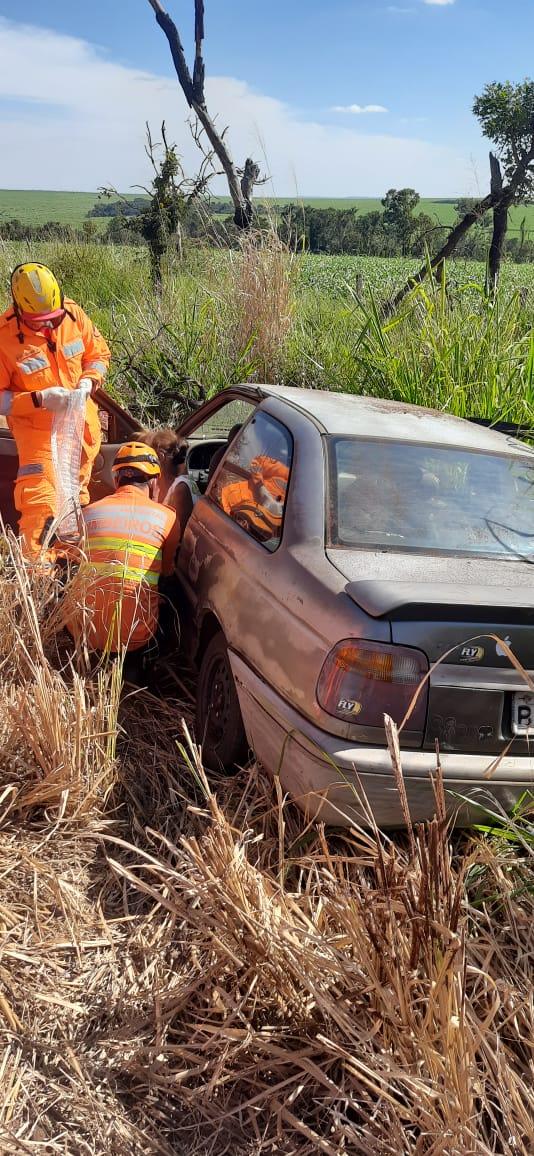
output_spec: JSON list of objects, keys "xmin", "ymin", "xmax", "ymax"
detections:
[
  {"xmin": 473, "ymin": 79, "xmax": 534, "ymax": 288},
  {"xmin": 382, "ymin": 189, "xmax": 420, "ymax": 256},
  {"xmin": 88, "ymin": 197, "xmax": 148, "ymax": 218},
  {"xmin": 473, "ymin": 80, "xmax": 534, "ymax": 191}
]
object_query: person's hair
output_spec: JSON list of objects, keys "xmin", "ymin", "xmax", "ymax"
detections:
[
  {"xmin": 135, "ymin": 428, "xmax": 188, "ymax": 477},
  {"xmin": 115, "ymin": 467, "xmax": 151, "ymax": 488},
  {"xmin": 227, "ymin": 423, "xmax": 242, "ymax": 444}
]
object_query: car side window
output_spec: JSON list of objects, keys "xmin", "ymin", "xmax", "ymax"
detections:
[{"xmin": 210, "ymin": 412, "xmax": 293, "ymax": 552}]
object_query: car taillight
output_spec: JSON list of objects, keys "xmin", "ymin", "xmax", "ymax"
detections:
[{"xmin": 317, "ymin": 640, "xmax": 428, "ymax": 730}]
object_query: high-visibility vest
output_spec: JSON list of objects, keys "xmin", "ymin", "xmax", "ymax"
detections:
[{"xmin": 78, "ymin": 486, "xmax": 178, "ymax": 652}]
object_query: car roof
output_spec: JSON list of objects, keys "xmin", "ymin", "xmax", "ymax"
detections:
[{"xmin": 253, "ymin": 384, "xmax": 530, "ymax": 456}]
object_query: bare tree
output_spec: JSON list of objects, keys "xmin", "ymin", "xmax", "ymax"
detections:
[
  {"xmin": 99, "ymin": 121, "xmax": 216, "ymax": 288},
  {"xmin": 384, "ymin": 80, "xmax": 534, "ymax": 315},
  {"xmin": 146, "ymin": 0, "xmax": 262, "ymax": 228},
  {"xmin": 487, "ymin": 152, "xmax": 508, "ymax": 294},
  {"xmin": 384, "ymin": 139, "xmax": 534, "ymax": 317}
]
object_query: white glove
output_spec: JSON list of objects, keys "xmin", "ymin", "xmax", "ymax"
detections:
[
  {"xmin": 77, "ymin": 377, "xmax": 94, "ymax": 400},
  {"xmin": 39, "ymin": 387, "xmax": 72, "ymax": 413}
]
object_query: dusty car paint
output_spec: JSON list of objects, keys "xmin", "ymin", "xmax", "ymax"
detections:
[
  {"xmin": 1, "ymin": 381, "xmax": 532, "ymax": 827},
  {"xmin": 178, "ymin": 385, "xmax": 534, "ymax": 827}
]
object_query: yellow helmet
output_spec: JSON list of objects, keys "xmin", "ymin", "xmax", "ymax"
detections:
[
  {"xmin": 112, "ymin": 442, "xmax": 161, "ymax": 478},
  {"xmin": 11, "ymin": 262, "xmax": 63, "ymax": 318}
]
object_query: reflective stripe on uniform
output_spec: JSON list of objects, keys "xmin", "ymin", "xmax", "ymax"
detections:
[
  {"xmin": 63, "ymin": 338, "xmax": 85, "ymax": 358},
  {"xmin": 17, "ymin": 463, "xmax": 45, "ymax": 478},
  {"xmin": 17, "ymin": 355, "xmax": 48, "ymax": 375},
  {"xmin": 85, "ymin": 359, "xmax": 107, "ymax": 377},
  {"xmin": 87, "ymin": 535, "xmax": 161, "ymax": 559},
  {"xmin": 84, "ymin": 561, "xmax": 160, "ymax": 587},
  {"xmin": 0, "ymin": 391, "xmax": 13, "ymax": 416},
  {"xmin": 84, "ymin": 505, "xmax": 170, "ymax": 533}
]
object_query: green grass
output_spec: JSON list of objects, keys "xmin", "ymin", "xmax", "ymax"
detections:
[
  {"xmin": 0, "ymin": 240, "xmax": 533, "ymax": 429},
  {"xmin": 2, "ymin": 190, "xmax": 534, "ymax": 237}
]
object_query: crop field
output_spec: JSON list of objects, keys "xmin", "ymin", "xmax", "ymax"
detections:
[
  {"xmin": 2, "ymin": 188, "xmax": 534, "ymax": 236},
  {"xmin": 298, "ymin": 252, "xmax": 534, "ymax": 297}
]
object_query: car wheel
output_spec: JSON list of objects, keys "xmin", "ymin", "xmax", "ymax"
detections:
[{"xmin": 196, "ymin": 632, "xmax": 248, "ymax": 771}]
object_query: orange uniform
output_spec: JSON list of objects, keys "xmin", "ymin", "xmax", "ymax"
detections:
[
  {"xmin": 220, "ymin": 455, "xmax": 289, "ymax": 542},
  {"xmin": 77, "ymin": 486, "xmax": 180, "ymax": 653},
  {"xmin": 0, "ymin": 299, "xmax": 110, "ymax": 555}
]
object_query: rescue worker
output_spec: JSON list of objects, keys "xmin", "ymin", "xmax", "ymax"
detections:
[
  {"xmin": 72, "ymin": 442, "xmax": 180, "ymax": 673},
  {"xmin": 0, "ymin": 262, "xmax": 111, "ymax": 556},
  {"xmin": 220, "ymin": 455, "xmax": 289, "ymax": 544}
]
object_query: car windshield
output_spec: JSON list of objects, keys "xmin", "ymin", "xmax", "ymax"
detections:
[{"xmin": 329, "ymin": 437, "xmax": 534, "ymax": 559}]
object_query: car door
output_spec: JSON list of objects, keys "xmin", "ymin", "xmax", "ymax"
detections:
[
  {"xmin": 174, "ymin": 390, "xmax": 260, "ymax": 494},
  {"xmin": 178, "ymin": 406, "xmax": 297, "ymax": 678},
  {"xmin": 0, "ymin": 424, "xmax": 19, "ymax": 532},
  {"xmin": 0, "ymin": 391, "xmax": 138, "ymax": 530},
  {"xmin": 88, "ymin": 392, "xmax": 139, "ymax": 502}
]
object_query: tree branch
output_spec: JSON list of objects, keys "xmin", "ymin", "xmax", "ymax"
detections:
[
  {"xmin": 146, "ymin": 0, "xmax": 258, "ymax": 227},
  {"xmin": 384, "ymin": 133, "xmax": 534, "ymax": 317},
  {"xmin": 193, "ymin": 0, "xmax": 205, "ymax": 104}
]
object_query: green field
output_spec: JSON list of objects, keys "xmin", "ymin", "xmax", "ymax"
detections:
[
  {"xmin": 0, "ymin": 190, "xmax": 100, "ymax": 225},
  {"xmin": 2, "ymin": 189, "xmax": 534, "ymax": 236}
]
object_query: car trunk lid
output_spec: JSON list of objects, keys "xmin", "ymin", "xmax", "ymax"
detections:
[{"xmin": 327, "ymin": 548, "xmax": 534, "ymax": 755}]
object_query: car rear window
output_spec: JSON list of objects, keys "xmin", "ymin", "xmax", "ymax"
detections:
[{"xmin": 329, "ymin": 438, "xmax": 534, "ymax": 559}]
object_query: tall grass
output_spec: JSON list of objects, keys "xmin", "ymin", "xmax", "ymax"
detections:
[
  {"xmin": 0, "ymin": 535, "xmax": 121, "ymax": 822},
  {"xmin": 1, "ymin": 239, "xmax": 534, "ymax": 425},
  {"xmin": 225, "ymin": 232, "xmax": 296, "ymax": 381},
  {"xmin": 1, "ymin": 229, "xmax": 534, "ymax": 1152},
  {"xmin": 0, "ymin": 549, "xmax": 531, "ymax": 1151}
]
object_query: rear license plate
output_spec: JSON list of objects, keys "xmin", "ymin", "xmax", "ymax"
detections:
[{"xmin": 512, "ymin": 692, "xmax": 534, "ymax": 736}]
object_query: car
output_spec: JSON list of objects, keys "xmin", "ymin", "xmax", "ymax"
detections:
[
  {"xmin": 1, "ymin": 384, "xmax": 534, "ymax": 827},
  {"xmin": 176, "ymin": 385, "xmax": 534, "ymax": 827}
]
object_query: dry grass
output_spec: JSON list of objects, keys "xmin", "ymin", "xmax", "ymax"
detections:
[
  {"xmin": 226, "ymin": 230, "xmax": 296, "ymax": 381},
  {"xmin": 0, "ymin": 545, "xmax": 533, "ymax": 1154}
]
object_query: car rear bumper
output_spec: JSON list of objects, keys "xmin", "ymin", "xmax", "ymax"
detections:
[{"xmin": 230, "ymin": 653, "xmax": 534, "ymax": 828}]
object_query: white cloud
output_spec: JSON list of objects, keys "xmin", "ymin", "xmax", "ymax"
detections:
[
  {"xmin": 0, "ymin": 17, "xmax": 483, "ymax": 198},
  {"xmin": 422, "ymin": 0, "xmax": 456, "ymax": 5},
  {"xmin": 331, "ymin": 104, "xmax": 389, "ymax": 114}
]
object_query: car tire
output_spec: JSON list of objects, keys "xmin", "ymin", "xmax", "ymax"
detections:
[{"xmin": 196, "ymin": 632, "xmax": 248, "ymax": 771}]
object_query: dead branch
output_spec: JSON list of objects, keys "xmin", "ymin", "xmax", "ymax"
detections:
[
  {"xmin": 384, "ymin": 134, "xmax": 534, "ymax": 317},
  {"xmin": 487, "ymin": 152, "xmax": 509, "ymax": 294},
  {"xmin": 146, "ymin": 0, "xmax": 262, "ymax": 228}
]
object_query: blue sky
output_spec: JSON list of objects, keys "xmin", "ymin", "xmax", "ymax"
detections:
[{"xmin": 0, "ymin": 0, "xmax": 531, "ymax": 195}]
